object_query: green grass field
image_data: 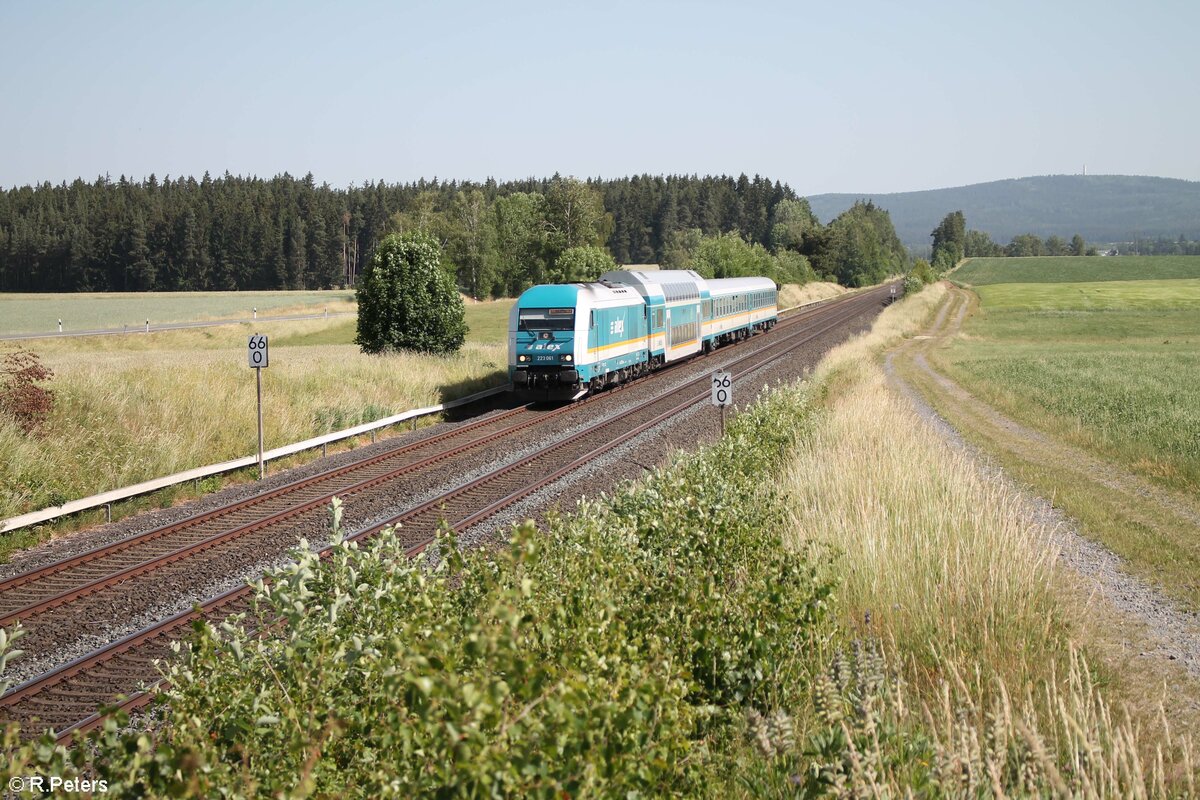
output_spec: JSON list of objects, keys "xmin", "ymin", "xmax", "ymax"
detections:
[
  {"xmin": 0, "ymin": 290, "xmax": 357, "ymax": 335},
  {"xmin": 953, "ymin": 255, "xmax": 1200, "ymax": 286},
  {"xmin": 940, "ymin": 260, "xmax": 1200, "ymax": 493},
  {"xmin": 273, "ymin": 299, "xmax": 514, "ymax": 348},
  {"xmin": 975, "ymin": 278, "xmax": 1200, "ymax": 310}
]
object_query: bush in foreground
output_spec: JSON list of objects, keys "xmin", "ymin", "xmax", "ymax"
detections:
[{"xmin": 2, "ymin": 385, "xmax": 833, "ymax": 796}]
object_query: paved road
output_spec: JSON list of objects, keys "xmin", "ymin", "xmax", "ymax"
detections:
[{"xmin": 0, "ymin": 310, "xmax": 356, "ymax": 341}]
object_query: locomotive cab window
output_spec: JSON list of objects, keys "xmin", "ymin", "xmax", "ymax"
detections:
[{"xmin": 519, "ymin": 308, "xmax": 575, "ymax": 331}]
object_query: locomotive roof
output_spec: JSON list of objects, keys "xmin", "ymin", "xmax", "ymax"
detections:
[{"xmin": 516, "ymin": 281, "xmax": 642, "ymax": 309}]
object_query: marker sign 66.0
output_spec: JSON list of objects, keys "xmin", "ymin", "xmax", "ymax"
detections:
[
  {"xmin": 711, "ymin": 370, "xmax": 732, "ymax": 406},
  {"xmin": 247, "ymin": 334, "xmax": 269, "ymax": 368}
]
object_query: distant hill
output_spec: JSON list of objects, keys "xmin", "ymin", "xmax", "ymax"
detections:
[{"xmin": 806, "ymin": 175, "xmax": 1200, "ymax": 247}]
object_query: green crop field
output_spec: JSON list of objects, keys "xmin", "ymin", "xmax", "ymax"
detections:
[
  {"xmin": 0, "ymin": 290, "xmax": 357, "ymax": 335},
  {"xmin": 974, "ymin": 278, "xmax": 1200, "ymax": 311},
  {"xmin": 953, "ymin": 255, "xmax": 1200, "ymax": 286},
  {"xmin": 940, "ymin": 262, "xmax": 1200, "ymax": 493}
]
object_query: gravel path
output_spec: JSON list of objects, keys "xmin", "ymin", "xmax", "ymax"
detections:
[{"xmin": 884, "ymin": 286, "xmax": 1200, "ymax": 681}]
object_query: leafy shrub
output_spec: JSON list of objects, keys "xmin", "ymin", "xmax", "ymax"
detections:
[
  {"xmin": 910, "ymin": 258, "xmax": 936, "ymax": 285},
  {"xmin": 355, "ymin": 232, "xmax": 466, "ymax": 355},
  {"xmin": 0, "ymin": 349, "xmax": 54, "ymax": 433}
]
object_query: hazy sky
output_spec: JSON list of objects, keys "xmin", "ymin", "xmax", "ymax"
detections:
[{"xmin": 2, "ymin": 0, "xmax": 1198, "ymax": 195}]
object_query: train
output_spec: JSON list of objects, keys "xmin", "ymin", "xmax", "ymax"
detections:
[{"xmin": 508, "ymin": 269, "xmax": 778, "ymax": 401}]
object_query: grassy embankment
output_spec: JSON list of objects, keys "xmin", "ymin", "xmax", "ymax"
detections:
[
  {"xmin": 918, "ymin": 257, "xmax": 1200, "ymax": 609},
  {"xmin": 4, "ymin": 283, "xmax": 1190, "ymax": 795},
  {"xmin": 0, "ymin": 298, "xmax": 514, "ymax": 554},
  {"xmin": 777, "ymin": 283, "xmax": 1193, "ymax": 795},
  {"xmin": 0, "ymin": 290, "xmax": 358, "ymax": 335},
  {"xmin": 777, "ymin": 281, "xmax": 846, "ymax": 308}
]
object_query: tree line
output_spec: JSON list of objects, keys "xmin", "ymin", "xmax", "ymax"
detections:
[
  {"xmin": 0, "ymin": 172, "xmax": 909, "ymax": 294},
  {"xmin": 928, "ymin": 213, "xmax": 1096, "ymax": 263}
]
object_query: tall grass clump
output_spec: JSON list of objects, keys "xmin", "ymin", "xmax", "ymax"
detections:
[
  {"xmin": 778, "ymin": 281, "xmax": 846, "ymax": 310},
  {"xmin": 769, "ymin": 281, "xmax": 1193, "ymax": 795},
  {"xmin": 787, "ymin": 327, "xmax": 1062, "ymax": 685}
]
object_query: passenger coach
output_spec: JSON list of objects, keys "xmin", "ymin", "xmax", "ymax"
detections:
[{"xmin": 509, "ymin": 269, "xmax": 777, "ymax": 401}]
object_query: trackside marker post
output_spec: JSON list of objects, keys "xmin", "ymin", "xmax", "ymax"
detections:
[
  {"xmin": 248, "ymin": 334, "xmax": 270, "ymax": 479},
  {"xmin": 711, "ymin": 370, "xmax": 732, "ymax": 435}
]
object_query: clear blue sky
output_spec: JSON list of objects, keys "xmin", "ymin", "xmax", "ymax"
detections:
[{"xmin": 2, "ymin": 0, "xmax": 1197, "ymax": 195}]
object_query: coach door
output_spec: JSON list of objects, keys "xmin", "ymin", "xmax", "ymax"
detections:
[{"xmin": 664, "ymin": 308, "xmax": 672, "ymax": 353}]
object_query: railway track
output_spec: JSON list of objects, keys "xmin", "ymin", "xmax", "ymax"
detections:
[
  {"xmin": 0, "ymin": 289, "xmax": 850, "ymax": 633},
  {"xmin": 0, "ymin": 284, "xmax": 893, "ymax": 741}
]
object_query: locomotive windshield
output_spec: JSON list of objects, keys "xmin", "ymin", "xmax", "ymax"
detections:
[{"xmin": 518, "ymin": 308, "xmax": 575, "ymax": 331}]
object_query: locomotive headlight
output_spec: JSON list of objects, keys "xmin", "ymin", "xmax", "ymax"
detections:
[
  {"xmin": 518, "ymin": 354, "xmax": 529, "ymax": 362},
  {"xmin": 562, "ymin": 354, "xmax": 573, "ymax": 362}
]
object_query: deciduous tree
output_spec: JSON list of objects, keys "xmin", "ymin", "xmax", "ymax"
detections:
[
  {"xmin": 550, "ymin": 246, "xmax": 616, "ymax": 283},
  {"xmin": 355, "ymin": 232, "xmax": 466, "ymax": 356}
]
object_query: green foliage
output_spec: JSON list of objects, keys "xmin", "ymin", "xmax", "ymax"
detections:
[
  {"xmin": 1070, "ymin": 233, "xmax": 1087, "ymax": 256},
  {"xmin": 1043, "ymin": 234, "xmax": 1069, "ymax": 256},
  {"xmin": 931, "ymin": 247, "xmax": 956, "ymax": 274},
  {"xmin": 692, "ymin": 232, "xmax": 776, "ymax": 279},
  {"xmin": 1006, "ymin": 232, "xmax": 1044, "ymax": 257},
  {"xmin": 905, "ymin": 258, "xmax": 935, "ymax": 294},
  {"xmin": 774, "ymin": 249, "xmax": 817, "ymax": 285},
  {"xmin": 543, "ymin": 176, "xmax": 612, "ymax": 260},
  {"xmin": 354, "ymin": 232, "xmax": 466, "ymax": 355},
  {"xmin": 491, "ymin": 192, "xmax": 549, "ymax": 294},
  {"xmin": 811, "ymin": 200, "xmax": 907, "ymax": 287},
  {"xmin": 446, "ymin": 189, "xmax": 498, "ymax": 299},
  {"xmin": 685, "ymin": 232, "xmax": 814, "ymax": 285},
  {"xmin": 963, "ymin": 228, "xmax": 1002, "ymax": 257},
  {"xmin": 930, "ymin": 210, "xmax": 965, "ymax": 268},
  {"xmin": 0, "ymin": 173, "xmax": 806, "ymax": 294},
  {"xmin": 768, "ymin": 198, "xmax": 819, "ymax": 253},
  {"xmin": 548, "ymin": 245, "xmax": 616, "ymax": 284},
  {"xmin": 0, "ymin": 385, "xmax": 835, "ymax": 795},
  {"xmin": 661, "ymin": 227, "xmax": 704, "ymax": 270}
]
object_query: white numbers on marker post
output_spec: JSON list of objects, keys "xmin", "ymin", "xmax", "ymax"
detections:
[
  {"xmin": 247, "ymin": 334, "xmax": 269, "ymax": 368},
  {"xmin": 711, "ymin": 371, "xmax": 732, "ymax": 407}
]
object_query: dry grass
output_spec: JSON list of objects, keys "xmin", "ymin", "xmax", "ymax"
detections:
[
  {"xmin": 785, "ymin": 284, "xmax": 1064, "ymax": 683},
  {"xmin": 0, "ymin": 315, "xmax": 506, "ymax": 520},
  {"xmin": 778, "ymin": 283, "xmax": 1194, "ymax": 794},
  {"xmin": 795, "ymin": 637, "xmax": 1194, "ymax": 798},
  {"xmin": 778, "ymin": 281, "xmax": 846, "ymax": 309}
]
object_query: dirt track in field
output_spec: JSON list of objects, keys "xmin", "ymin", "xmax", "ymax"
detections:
[{"xmin": 885, "ymin": 282, "xmax": 1200, "ymax": 717}]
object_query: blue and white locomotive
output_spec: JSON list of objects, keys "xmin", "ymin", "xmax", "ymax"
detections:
[{"xmin": 508, "ymin": 269, "xmax": 778, "ymax": 400}]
